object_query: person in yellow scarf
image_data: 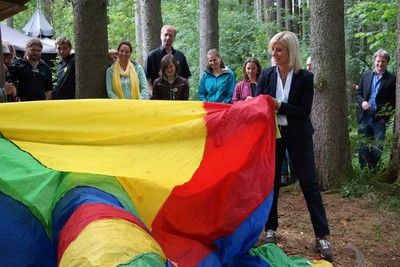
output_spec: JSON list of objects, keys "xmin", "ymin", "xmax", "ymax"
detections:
[{"xmin": 106, "ymin": 41, "xmax": 147, "ymax": 99}]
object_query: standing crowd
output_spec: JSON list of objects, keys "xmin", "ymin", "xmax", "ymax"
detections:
[{"xmin": 1, "ymin": 25, "xmax": 396, "ymax": 263}]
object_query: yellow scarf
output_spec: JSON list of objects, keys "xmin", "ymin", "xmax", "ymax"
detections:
[{"xmin": 112, "ymin": 60, "xmax": 140, "ymax": 99}]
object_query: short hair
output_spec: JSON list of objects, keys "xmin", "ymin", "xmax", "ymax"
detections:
[
  {"xmin": 373, "ymin": 49, "xmax": 390, "ymax": 63},
  {"xmin": 160, "ymin": 25, "xmax": 176, "ymax": 36},
  {"xmin": 242, "ymin": 57, "xmax": 262, "ymax": 81},
  {"xmin": 108, "ymin": 49, "xmax": 118, "ymax": 57},
  {"xmin": 159, "ymin": 54, "xmax": 179, "ymax": 78},
  {"xmin": 55, "ymin": 36, "xmax": 72, "ymax": 48},
  {"xmin": 206, "ymin": 48, "xmax": 225, "ymax": 72},
  {"xmin": 26, "ymin": 38, "xmax": 43, "ymax": 49},
  {"xmin": 269, "ymin": 31, "xmax": 302, "ymax": 74},
  {"xmin": 117, "ymin": 41, "xmax": 132, "ymax": 53}
]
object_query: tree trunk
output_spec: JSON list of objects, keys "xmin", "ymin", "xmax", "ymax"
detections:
[
  {"xmin": 243, "ymin": 0, "xmax": 251, "ymax": 14},
  {"xmin": 72, "ymin": 0, "xmax": 108, "ymax": 98},
  {"xmin": 255, "ymin": 0, "xmax": 263, "ymax": 21},
  {"xmin": 301, "ymin": 0, "xmax": 308, "ymax": 41},
  {"xmin": 293, "ymin": 0, "xmax": 299, "ymax": 34},
  {"xmin": 6, "ymin": 17, "xmax": 13, "ymax": 28},
  {"xmin": 276, "ymin": 0, "xmax": 284, "ymax": 32},
  {"xmin": 140, "ymin": 0, "xmax": 162, "ymax": 62},
  {"xmin": 394, "ymin": 0, "xmax": 400, "ymax": 184},
  {"xmin": 134, "ymin": 0, "xmax": 144, "ymax": 65},
  {"xmin": 41, "ymin": 0, "xmax": 52, "ymax": 23},
  {"xmin": 310, "ymin": 0, "xmax": 350, "ymax": 190},
  {"xmin": 264, "ymin": 0, "xmax": 276, "ymax": 23},
  {"xmin": 199, "ymin": 0, "xmax": 219, "ymax": 77},
  {"xmin": 285, "ymin": 0, "xmax": 293, "ymax": 32}
]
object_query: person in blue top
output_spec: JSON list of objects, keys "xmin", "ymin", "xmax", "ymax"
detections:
[
  {"xmin": 355, "ymin": 49, "xmax": 396, "ymax": 170},
  {"xmin": 198, "ymin": 49, "xmax": 235, "ymax": 103}
]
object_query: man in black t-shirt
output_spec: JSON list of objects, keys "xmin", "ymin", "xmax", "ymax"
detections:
[{"xmin": 144, "ymin": 25, "xmax": 191, "ymax": 99}]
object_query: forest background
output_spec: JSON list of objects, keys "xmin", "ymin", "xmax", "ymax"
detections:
[{"xmin": 5, "ymin": 0, "xmax": 400, "ymax": 207}]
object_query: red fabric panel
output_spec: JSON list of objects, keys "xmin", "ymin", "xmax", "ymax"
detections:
[
  {"xmin": 152, "ymin": 95, "xmax": 276, "ymax": 266},
  {"xmin": 57, "ymin": 203, "xmax": 150, "ymax": 264}
]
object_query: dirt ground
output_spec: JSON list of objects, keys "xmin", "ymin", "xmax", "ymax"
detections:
[{"xmin": 255, "ymin": 185, "xmax": 400, "ymax": 267}]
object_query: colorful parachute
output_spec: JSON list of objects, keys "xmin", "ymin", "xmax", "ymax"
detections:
[{"xmin": 0, "ymin": 96, "xmax": 276, "ymax": 267}]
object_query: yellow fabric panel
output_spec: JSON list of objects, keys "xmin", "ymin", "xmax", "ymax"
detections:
[
  {"xmin": 59, "ymin": 218, "xmax": 166, "ymax": 267},
  {"xmin": 0, "ymin": 100, "xmax": 207, "ymax": 226}
]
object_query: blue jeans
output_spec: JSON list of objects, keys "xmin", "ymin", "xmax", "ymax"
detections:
[{"xmin": 358, "ymin": 114, "xmax": 386, "ymax": 170}]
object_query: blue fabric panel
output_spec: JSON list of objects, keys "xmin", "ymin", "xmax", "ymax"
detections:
[
  {"xmin": 0, "ymin": 192, "xmax": 56, "ymax": 267},
  {"xmin": 52, "ymin": 186, "xmax": 125, "ymax": 251},
  {"xmin": 197, "ymin": 191, "xmax": 274, "ymax": 267}
]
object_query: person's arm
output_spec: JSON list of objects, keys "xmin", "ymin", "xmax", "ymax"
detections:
[
  {"xmin": 45, "ymin": 67, "xmax": 53, "ymax": 100},
  {"xmin": 255, "ymin": 69, "xmax": 268, "ymax": 96},
  {"xmin": 182, "ymin": 79, "xmax": 189, "ymax": 100},
  {"xmin": 179, "ymin": 54, "xmax": 192, "ymax": 79},
  {"xmin": 231, "ymin": 83, "xmax": 240, "ymax": 104},
  {"xmin": 152, "ymin": 79, "xmax": 160, "ymax": 100},
  {"xmin": 354, "ymin": 73, "xmax": 371, "ymax": 111},
  {"xmin": 135, "ymin": 64, "xmax": 148, "ymax": 100},
  {"xmin": 223, "ymin": 71, "xmax": 236, "ymax": 103},
  {"xmin": 106, "ymin": 67, "xmax": 118, "ymax": 99},
  {"xmin": 146, "ymin": 79, "xmax": 153, "ymax": 99},
  {"xmin": 45, "ymin": 90, "xmax": 52, "ymax": 100},
  {"xmin": 198, "ymin": 73, "xmax": 207, "ymax": 101}
]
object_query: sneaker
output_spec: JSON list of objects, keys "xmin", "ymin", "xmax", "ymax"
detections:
[
  {"xmin": 264, "ymin": 229, "xmax": 276, "ymax": 244},
  {"xmin": 316, "ymin": 238, "xmax": 333, "ymax": 261}
]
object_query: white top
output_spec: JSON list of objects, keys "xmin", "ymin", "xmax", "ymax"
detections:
[{"xmin": 275, "ymin": 67, "xmax": 294, "ymax": 126}]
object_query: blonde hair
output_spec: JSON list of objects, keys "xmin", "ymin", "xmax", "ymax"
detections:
[
  {"xmin": 160, "ymin": 25, "xmax": 176, "ymax": 37},
  {"xmin": 269, "ymin": 31, "xmax": 302, "ymax": 74}
]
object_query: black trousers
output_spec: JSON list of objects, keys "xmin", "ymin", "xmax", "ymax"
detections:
[{"xmin": 265, "ymin": 127, "xmax": 330, "ymax": 238}]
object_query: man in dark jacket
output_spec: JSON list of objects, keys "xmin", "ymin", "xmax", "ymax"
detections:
[
  {"xmin": 53, "ymin": 36, "xmax": 75, "ymax": 99},
  {"xmin": 144, "ymin": 25, "xmax": 191, "ymax": 99},
  {"xmin": 7, "ymin": 39, "xmax": 52, "ymax": 101},
  {"xmin": 355, "ymin": 49, "xmax": 396, "ymax": 170}
]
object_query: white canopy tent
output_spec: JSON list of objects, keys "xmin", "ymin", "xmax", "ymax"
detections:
[{"xmin": 0, "ymin": 23, "xmax": 56, "ymax": 54}]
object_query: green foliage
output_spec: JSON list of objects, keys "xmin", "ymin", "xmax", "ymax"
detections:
[
  {"xmin": 50, "ymin": 0, "xmax": 74, "ymax": 43},
  {"xmin": 340, "ymin": 176, "xmax": 374, "ymax": 199},
  {"xmin": 162, "ymin": 0, "xmax": 273, "ymax": 99},
  {"xmin": 162, "ymin": 0, "xmax": 200, "ymax": 100},
  {"xmin": 345, "ymin": 0, "xmax": 397, "ymax": 73},
  {"xmin": 6, "ymin": 0, "xmax": 38, "ymax": 31},
  {"xmin": 107, "ymin": 0, "xmax": 136, "ymax": 50}
]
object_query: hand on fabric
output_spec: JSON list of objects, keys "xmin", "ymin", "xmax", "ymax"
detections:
[{"xmin": 273, "ymin": 98, "xmax": 281, "ymax": 110}]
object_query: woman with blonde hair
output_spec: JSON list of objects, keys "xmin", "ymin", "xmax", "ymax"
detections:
[
  {"xmin": 106, "ymin": 41, "xmax": 147, "ymax": 99},
  {"xmin": 256, "ymin": 31, "xmax": 333, "ymax": 261}
]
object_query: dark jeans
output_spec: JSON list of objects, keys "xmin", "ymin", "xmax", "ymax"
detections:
[
  {"xmin": 358, "ymin": 114, "xmax": 386, "ymax": 170},
  {"xmin": 265, "ymin": 128, "xmax": 330, "ymax": 238}
]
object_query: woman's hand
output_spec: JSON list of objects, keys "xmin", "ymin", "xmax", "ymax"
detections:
[{"xmin": 273, "ymin": 98, "xmax": 281, "ymax": 110}]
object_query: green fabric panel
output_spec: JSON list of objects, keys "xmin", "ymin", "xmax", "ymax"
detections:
[
  {"xmin": 52, "ymin": 172, "xmax": 139, "ymax": 219},
  {"xmin": 117, "ymin": 252, "xmax": 165, "ymax": 267},
  {"xmin": 0, "ymin": 137, "xmax": 63, "ymax": 235},
  {"xmin": 48, "ymin": 172, "xmax": 141, "ymax": 239},
  {"xmin": 250, "ymin": 243, "xmax": 312, "ymax": 267}
]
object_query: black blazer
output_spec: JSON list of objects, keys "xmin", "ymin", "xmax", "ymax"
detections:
[
  {"xmin": 256, "ymin": 66, "xmax": 314, "ymax": 142},
  {"xmin": 355, "ymin": 70, "xmax": 396, "ymax": 123}
]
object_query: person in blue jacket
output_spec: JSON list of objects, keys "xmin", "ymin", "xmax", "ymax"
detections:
[{"xmin": 198, "ymin": 48, "xmax": 235, "ymax": 103}]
